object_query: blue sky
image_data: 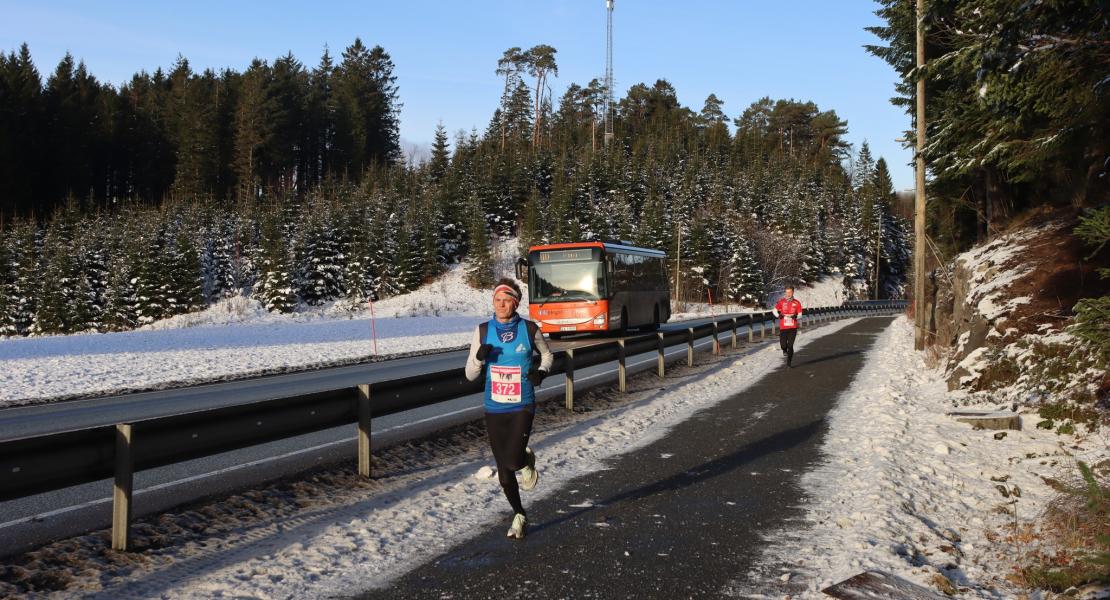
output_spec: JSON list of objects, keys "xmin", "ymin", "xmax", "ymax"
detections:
[{"xmin": 3, "ymin": 0, "xmax": 914, "ymax": 190}]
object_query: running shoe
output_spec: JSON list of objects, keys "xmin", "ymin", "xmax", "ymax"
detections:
[
  {"xmin": 507, "ymin": 513, "xmax": 527, "ymax": 539},
  {"xmin": 520, "ymin": 447, "xmax": 539, "ymax": 491}
]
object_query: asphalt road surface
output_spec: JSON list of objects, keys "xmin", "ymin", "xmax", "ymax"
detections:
[{"xmin": 356, "ymin": 316, "xmax": 896, "ymax": 600}]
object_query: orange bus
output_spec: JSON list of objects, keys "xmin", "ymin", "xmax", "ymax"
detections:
[{"xmin": 516, "ymin": 241, "xmax": 670, "ymax": 337}]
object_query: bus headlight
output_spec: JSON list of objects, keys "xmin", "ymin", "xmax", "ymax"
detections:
[{"xmin": 593, "ymin": 314, "xmax": 606, "ymax": 326}]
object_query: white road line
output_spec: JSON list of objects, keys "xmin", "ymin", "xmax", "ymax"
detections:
[{"xmin": 374, "ymin": 405, "xmax": 482, "ymax": 434}]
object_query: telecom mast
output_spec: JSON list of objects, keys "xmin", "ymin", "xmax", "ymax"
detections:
[{"xmin": 603, "ymin": 0, "xmax": 615, "ymax": 148}]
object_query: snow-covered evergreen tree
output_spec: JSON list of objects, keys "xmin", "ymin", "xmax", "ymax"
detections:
[
  {"xmin": 254, "ymin": 210, "xmax": 297, "ymax": 313},
  {"xmin": 840, "ymin": 194, "xmax": 870, "ymax": 299},
  {"xmin": 166, "ymin": 228, "xmax": 204, "ymax": 315},
  {"xmin": 465, "ymin": 194, "xmax": 494, "ymax": 288},
  {"xmin": 724, "ymin": 226, "xmax": 764, "ymax": 306},
  {"xmin": 3, "ymin": 222, "xmax": 37, "ymax": 335},
  {"xmin": 202, "ymin": 212, "xmax": 243, "ymax": 302},
  {"xmin": 414, "ymin": 188, "xmax": 444, "ymax": 280},
  {"xmin": 0, "ymin": 229, "xmax": 15, "ymax": 337},
  {"xmin": 78, "ymin": 221, "xmax": 109, "ymax": 332},
  {"xmin": 343, "ymin": 207, "xmax": 375, "ymax": 302},
  {"xmin": 393, "ymin": 216, "xmax": 423, "ymax": 293}
]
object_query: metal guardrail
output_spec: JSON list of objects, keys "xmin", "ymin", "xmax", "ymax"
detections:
[{"xmin": 0, "ymin": 301, "xmax": 906, "ymax": 550}]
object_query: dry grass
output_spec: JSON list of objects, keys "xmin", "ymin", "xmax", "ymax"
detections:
[{"xmin": 1013, "ymin": 459, "xmax": 1110, "ymax": 591}]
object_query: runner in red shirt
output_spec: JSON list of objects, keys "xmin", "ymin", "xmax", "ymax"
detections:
[{"xmin": 774, "ymin": 286, "xmax": 803, "ymax": 367}]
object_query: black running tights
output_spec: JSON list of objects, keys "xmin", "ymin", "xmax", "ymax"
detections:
[
  {"xmin": 484, "ymin": 409, "xmax": 534, "ymax": 516},
  {"xmin": 779, "ymin": 328, "xmax": 797, "ymax": 356}
]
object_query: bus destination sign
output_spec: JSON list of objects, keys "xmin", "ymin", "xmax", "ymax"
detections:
[{"xmin": 538, "ymin": 249, "xmax": 593, "ymax": 263}]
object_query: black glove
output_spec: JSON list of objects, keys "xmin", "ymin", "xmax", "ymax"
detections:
[
  {"xmin": 475, "ymin": 343, "xmax": 494, "ymax": 362},
  {"xmin": 527, "ymin": 367, "xmax": 547, "ymax": 386}
]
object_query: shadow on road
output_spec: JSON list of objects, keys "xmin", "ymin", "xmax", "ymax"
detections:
[
  {"xmin": 794, "ymin": 349, "xmax": 861, "ymax": 368},
  {"xmin": 529, "ymin": 418, "xmax": 823, "ymax": 535}
]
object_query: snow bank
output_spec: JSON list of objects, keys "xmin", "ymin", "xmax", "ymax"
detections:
[
  {"xmin": 767, "ymin": 275, "xmax": 847, "ymax": 309},
  {"xmin": 938, "ymin": 220, "xmax": 1104, "ymax": 408},
  {"xmin": 741, "ymin": 316, "xmax": 1109, "ymax": 598},
  {"xmin": 955, "ymin": 226, "xmax": 1041, "ymax": 324}
]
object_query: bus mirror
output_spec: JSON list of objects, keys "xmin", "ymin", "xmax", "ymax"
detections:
[{"xmin": 515, "ymin": 257, "xmax": 529, "ymax": 282}]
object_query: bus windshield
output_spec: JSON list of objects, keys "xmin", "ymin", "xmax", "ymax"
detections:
[{"xmin": 529, "ymin": 253, "xmax": 607, "ymax": 303}]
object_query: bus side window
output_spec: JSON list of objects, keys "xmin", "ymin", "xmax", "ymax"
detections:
[
  {"xmin": 618, "ymin": 253, "xmax": 632, "ymax": 290},
  {"xmin": 643, "ymin": 256, "xmax": 656, "ymax": 290}
]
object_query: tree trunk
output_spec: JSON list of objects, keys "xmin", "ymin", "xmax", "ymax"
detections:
[
  {"xmin": 983, "ymin": 166, "xmax": 1010, "ymax": 239},
  {"xmin": 532, "ymin": 73, "xmax": 545, "ymax": 151}
]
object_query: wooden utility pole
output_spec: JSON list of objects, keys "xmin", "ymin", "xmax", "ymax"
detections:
[
  {"xmin": 874, "ymin": 221, "xmax": 882, "ymax": 300},
  {"xmin": 914, "ymin": 0, "xmax": 927, "ymax": 350},
  {"xmin": 675, "ymin": 225, "xmax": 683, "ymax": 312}
]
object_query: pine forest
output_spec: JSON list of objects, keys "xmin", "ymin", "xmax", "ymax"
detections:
[{"xmin": 0, "ymin": 40, "xmax": 911, "ymax": 336}]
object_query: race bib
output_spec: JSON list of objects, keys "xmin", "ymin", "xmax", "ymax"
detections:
[
  {"xmin": 784, "ymin": 316, "xmax": 796, "ymax": 326},
  {"xmin": 490, "ymin": 366, "xmax": 523, "ymax": 403}
]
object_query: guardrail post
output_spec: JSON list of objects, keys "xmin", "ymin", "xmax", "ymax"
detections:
[
  {"xmin": 687, "ymin": 327, "xmax": 695, "ymax": 366},
  {"xmin": 358, "ymin": 384, "xmax": 372, "ymax": 478},
  {"xmin": 565, "ymin": 349, "xmax": 575, "ymax": 410},
  {"xmin": 112, "ymin": 423, "xmax": 134, "ymax": 552},
  {"xmin": 712, "ymin": 320, "xmax": 721, "ymax": 355},
  {"xmin": 759, "ymin": 320, "xmax": 766, "ymax": 340},
  {"xmin": 617, "ymin": 340, "xmax": 627, "ymax": 393},
  {"xmin": 747, "ymin": 322, "xmax": 754, "ymax": 343},
  {"xmin": 656, "ymin": 332, "xmax": 665, "ymax": 378},
  {"xmin": 730, "ymin": 317, "xmax": 738, "ymax": 349}
]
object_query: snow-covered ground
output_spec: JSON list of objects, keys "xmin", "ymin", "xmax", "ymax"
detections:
[
  {"xmin": 0, "ymin": 242, "xmax": 849, "ymax": 407},
  {"xmin": 769, "ymin": 274, "xmax": 848, "ymax": 308},
  {"xmin": 741, "ymin": 316, "xmax": 1109, "ymax": 598},
  {"xmin": 0, "ymin": 316, "xmax": 865, "ymax": 599}
]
